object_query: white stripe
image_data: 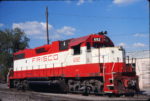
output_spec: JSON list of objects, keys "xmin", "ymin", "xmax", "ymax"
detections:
[{"xmin": 14, "ymin": 47, "xmax": 125, "ymax": 71}]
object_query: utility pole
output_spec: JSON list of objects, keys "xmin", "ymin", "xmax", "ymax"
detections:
[
  {"xmin": 46, "ymin": 7, "xmax": 50, "ymax": 44},
  {"xmin": 148, "ymin": 0, "xmax": 150, "ymax": 80},
  {"xmin": 148, "ymin": 0, "xmax": 150, "ymax": 63}
]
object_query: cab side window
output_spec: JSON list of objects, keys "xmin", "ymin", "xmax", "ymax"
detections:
[
  {"xmin": 86, "ymin": 42, "xmax": 91, "ymax": 52},
  {"xmin": 14, "ymin": 53, "xmax": 25, "ymax": 60},
  {"xmin": 73, "ymin": 44, "xmax": 81, "ymax": 55}
]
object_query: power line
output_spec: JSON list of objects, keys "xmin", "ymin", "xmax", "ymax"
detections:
[
  {"xmin": 0, "ymin": 0, "xmax": 103, "ymax": 1},
  {"xmin": 49, "ymin": 13, "xmax": 147, "ymax": 20},
  {"xmin": 148, "ymin": 0, "xmax": 150, "ymax": 79}
]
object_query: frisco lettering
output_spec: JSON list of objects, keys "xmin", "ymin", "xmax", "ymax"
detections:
[{"xmin": 32, "ymin": 54, "xmax": 58, "ymax": 62}]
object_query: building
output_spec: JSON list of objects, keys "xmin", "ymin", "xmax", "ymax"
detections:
[{"xmin": 127, "ymin": 50, "xmax": 150, "ymax": 90}]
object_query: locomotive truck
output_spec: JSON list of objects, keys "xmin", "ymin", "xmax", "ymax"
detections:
[{"xmin": 8, "ymin": 32, "xmax": 139, "ymax": 96}]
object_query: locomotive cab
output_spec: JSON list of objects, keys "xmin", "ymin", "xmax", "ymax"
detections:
[{"xmin": 70, "ymin": 34, "xmax": 114, "ymax": 55}]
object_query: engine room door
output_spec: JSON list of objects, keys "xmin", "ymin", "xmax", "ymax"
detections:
[
  {"xmin": 86, "ymin": 51, "xmax": 92, "ymax": 63},
  {"xmin": 86, "ymin": 42, "xmax": 92, "ymax": 63}
]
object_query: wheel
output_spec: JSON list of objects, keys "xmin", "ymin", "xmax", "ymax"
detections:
[
  {"xmin": 82, "ymin": 86, "xmax": 91, "ymax": 96},
  {"xmin": 94, "ymin": 80, "xmax": 103, "ymax": 94},
  {"xmin": 58, "ymin": 80, "xmax": 69, "ymax": 93},
  {"xmin": 22, "ymin": 80, "xmax": 29, "ymax": 91}
]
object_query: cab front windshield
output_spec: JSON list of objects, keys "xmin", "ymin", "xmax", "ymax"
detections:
[
  {"xmin": 86, "ymin": 37, "xmax": 114, "ymax": 49},
  {"xmin": 93, "ymin": 42, "xmax": 108, "ymax": 48},
  {"xmin": 92, "ymin": 38, "xmax": 113, "ymax": 48}
]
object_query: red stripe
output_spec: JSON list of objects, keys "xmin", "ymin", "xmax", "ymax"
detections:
[{"xmin": 10, "ymin": 62, "xmax": 125, "ymax": 79}]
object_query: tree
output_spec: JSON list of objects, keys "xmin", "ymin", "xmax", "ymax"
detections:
[{"xmin": 0, "ymin": 28, "xmax": 30, "ymax": 81}]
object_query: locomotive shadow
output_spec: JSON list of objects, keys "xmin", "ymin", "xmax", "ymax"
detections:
[{"xmin": 29, "ymin": 85, "xmax": 65, "ymax": 93}]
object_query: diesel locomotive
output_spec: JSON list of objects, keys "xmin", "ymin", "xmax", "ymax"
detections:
[{"xmin": 8, "ymin": 32, "xmax": 139, "ymax": 96}]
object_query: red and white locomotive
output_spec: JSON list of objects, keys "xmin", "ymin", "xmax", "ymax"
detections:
[{"xmin": 8, "ymin": 32, "xmax": 139, "ymax": 95}]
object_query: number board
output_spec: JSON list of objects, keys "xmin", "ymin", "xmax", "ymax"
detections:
[{"xmin": 93, "ymin": 38, "xmax": 101, "ymax": 42}]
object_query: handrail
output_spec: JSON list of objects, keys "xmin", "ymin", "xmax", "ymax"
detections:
[
  {"xmin": 102, "ymin": 56, "xmax": 105, "ymax": 83},
  {"xmin": 111, "ymin": 62, "xmax": 115, "ymax": 81},
  {"xmin": 111, "ymin": 62, "xmax": 115, "ymax": 72}
]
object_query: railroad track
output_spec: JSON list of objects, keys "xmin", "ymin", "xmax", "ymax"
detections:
[{"xmin": 0, "ymin": 86, "xmax": 149, "ymax": 101}]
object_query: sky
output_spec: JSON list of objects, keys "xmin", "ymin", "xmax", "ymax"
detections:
[{"xmin": 0, "ymin": 0, "xmax": 149, "ymax": 52}]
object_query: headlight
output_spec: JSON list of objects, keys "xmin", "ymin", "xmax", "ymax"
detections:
[{"xmin": 128, "ymin": 80, "xmax": 136, "ymax": 86}]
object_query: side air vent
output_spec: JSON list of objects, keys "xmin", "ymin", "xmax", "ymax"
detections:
[
  {"xmin": 14, "ymin": 53, "xmax": 25, "ymax": 60},
  {"xmin": 59, "ymin": 39, "xmax": 70, "ymax": 50},
  {"xmin": 36, "ymin": 48, "xmax": 46, "ymax": 53}
]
